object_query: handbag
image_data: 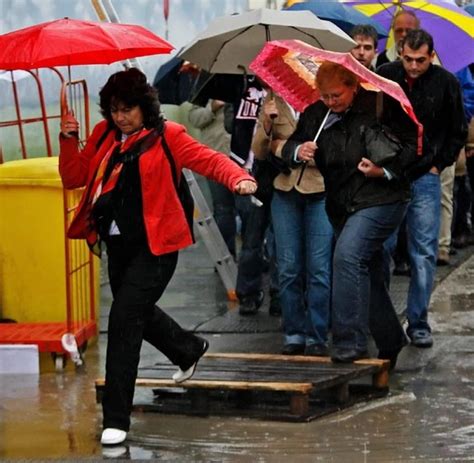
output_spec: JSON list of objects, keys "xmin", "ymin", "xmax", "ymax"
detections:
[{"xmin": 363, "ymin": 123, "xmax": 403, "ymax": 167}]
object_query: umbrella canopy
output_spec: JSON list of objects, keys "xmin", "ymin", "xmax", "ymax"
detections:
[
  {"xmin": 285, "ymin": 0, "xmax": 388, "ymax": 38},
  {"xmin": 249, "ymin": 39, "xmax": 422, "ymax": 150},
  {"xmin": 0, "ymin": 17, "xmax": 173, "ymax": 70},
  {"xmin": 341, "ymin": 0, "xmax": 474, "ymax": 72},
  {"xmin": 178, "ymin": 8, "xmax": 355, "ymax": 74},
  {"xmin": 465, "ymin": 4, "xmax": 474, "ymax": 17},
  {"xmin": 153, "ymin": 56, "xmax": 202, "ymax": 105}
]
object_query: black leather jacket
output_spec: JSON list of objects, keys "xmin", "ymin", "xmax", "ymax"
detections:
[
  {"xmin": 282, "ymin": 89, "xmax": 418, "ymax": 229},
  {"xmin": 377, "ymin": 62, "xmax": 467, "ymax": 178}
]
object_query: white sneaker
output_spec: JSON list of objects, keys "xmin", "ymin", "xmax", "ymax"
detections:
[
  {"xmin": 101, "ymin": 428, "xmax": 127, "ymax": 445},
  {"xmin": 173, "ymin": 363, "xmax": 197, "ymax": 383},
  {"xmin": 172, "ymin": 339, "xmax": 209, "ymax": 383}
]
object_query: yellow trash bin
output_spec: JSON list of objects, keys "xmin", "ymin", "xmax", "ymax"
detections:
[{"xmin": 0, "ymin": 157, "xmax": 100, "ymax": 324}]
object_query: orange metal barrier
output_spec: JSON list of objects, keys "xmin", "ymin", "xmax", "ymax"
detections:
[{"xmin": 0, "ymin": 69, "xmax": 98, "ymax": 370}]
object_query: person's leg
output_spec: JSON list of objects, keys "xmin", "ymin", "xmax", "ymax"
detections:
[
  {"xmin": 304, "ymin": 195, "xmax": 333, "ymax": 350},
  {"xmin": 452, "ymin": 170, "xmax": 471, "ymax": 249},
  {"xmin": 393, "ymin": 220, "xmax": 410, "ymax": 275},
  {"xmin": 467, "ymin": 156, "xmax": 474, "ymax": 239},
  {"xmin": 208, "ymin": 180, "xmax": 237, "ymax": 257},
  {"xmin": 437, "ymin": 164, "xmax": 455, "ymax": 263},
  {"xmin": 143, "ymin": 306, "xmax": 207, "ymax": 371},
  {"xmin": 452, "ymin": 149, "xmax": 471, "ymax": 248},
  {"xmin": 406, "ymin": 172, "xmax": 441, "ymax": 345},
  {"xmin": 103, "ymin": 241, "xmax": 203, "ymax": 431},
  {"xmin": 265, "ymin": 222, "xmax": 281, "ymax": 316},
  {"xmin": 271, "ymin": 190, "xmax": 306, "ymax": 351},
  {"xmin": 235, "ymin": 195, "xmax": 270, "ymax": 313},
  {"xmin": 382, "ymin": 224, "xmax": 402, "ymax": 288},
  {"xmin": 331, "ymin": 202, "xmax": 407, "ymax": 360},
  {"xmin": 369, "ymin": 246, "xmax": 408, "ymax": 367}
]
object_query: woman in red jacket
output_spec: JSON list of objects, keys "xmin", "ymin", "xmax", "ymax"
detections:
[{"xmin": 59, "ymin": 68, "xmax": 256, "ymax": 446}]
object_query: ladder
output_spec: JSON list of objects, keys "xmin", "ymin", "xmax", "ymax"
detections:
[{"xmin": 90, "ymin": 0, "xmax": 238, "ymax": 301}]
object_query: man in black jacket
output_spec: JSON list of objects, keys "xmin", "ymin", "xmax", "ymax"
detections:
[{"xmin": 378, "ymin": 29, "xmax": 467, "ymax": 348}]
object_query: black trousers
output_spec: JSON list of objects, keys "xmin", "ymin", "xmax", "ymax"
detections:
[{"xmin": 102, "ymin": 237, "xmax": 204, "ymax": 431}]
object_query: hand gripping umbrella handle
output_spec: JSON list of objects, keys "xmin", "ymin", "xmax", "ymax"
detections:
[{"xmin": 297, "ymin": 108, "xmax": 331, "ymax": 186}]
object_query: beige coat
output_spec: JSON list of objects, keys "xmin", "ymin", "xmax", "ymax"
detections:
[{"xmin": 251, "ymin": 94, "xmax": 325, "ymax": 194}]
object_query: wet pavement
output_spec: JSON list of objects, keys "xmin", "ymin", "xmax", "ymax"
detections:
[{"xmin": 1, "ymin": 240, "xmax": 474, "ymax": 462}]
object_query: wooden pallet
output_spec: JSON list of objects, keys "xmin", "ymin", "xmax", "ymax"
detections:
[{"xmin": 95, "ymin": 353, "xmax": 390, "ymax": 422}]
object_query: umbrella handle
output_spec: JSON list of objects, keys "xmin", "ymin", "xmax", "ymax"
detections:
[
  {"xmin": 67, "ymin": 64, "xmax": 73, "ymax": 111},
  {"xmin": 296, "ymin": 109, "xmax": 331, "ymax": 186}
]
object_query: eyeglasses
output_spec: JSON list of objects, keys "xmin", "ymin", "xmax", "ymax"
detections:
[
  {"xmin": 320, "ymin": 92, "xmax": 344, "ymax": 102},
  {"xmin": 402, "ymin": 55, "xmax": 428, "ymax": 64}
]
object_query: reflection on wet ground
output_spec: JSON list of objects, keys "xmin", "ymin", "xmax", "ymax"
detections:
[{"xmin": 1, "ymin": 244, "xmax": 474, "ymax": 461}]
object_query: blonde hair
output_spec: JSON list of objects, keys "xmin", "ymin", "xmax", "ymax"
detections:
[{"xmin": 316, "ymin": 62, "xmax": 359, "ymax": 90}]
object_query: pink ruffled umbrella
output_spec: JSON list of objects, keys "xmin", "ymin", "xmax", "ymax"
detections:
[{"xmin": 249, "ymin": 38, "xmax": 422, "ymax": 152}]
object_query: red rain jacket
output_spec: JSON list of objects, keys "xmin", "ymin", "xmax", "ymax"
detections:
[{"xmin": 59, "ymin": 120, "xmax": 253, "ymax": 255}]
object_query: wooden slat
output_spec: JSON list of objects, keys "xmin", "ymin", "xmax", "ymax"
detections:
[
  {"xmin": 95, "ymin": 377, "xmax": 314, "ymax": 394},
  {"xmin": 138, "ymin": 367, "xmax": 353, "ymax": 392},
  {"xmin": 205, "ymin": 352, "xmax": 389, "ymax": 370},
  {"xmin": 205, "ymin": 352, "xmax": 333, "ymax": 363}
]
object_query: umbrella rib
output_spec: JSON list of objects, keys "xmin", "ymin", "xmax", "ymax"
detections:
[
  {"xmin": 207, "ymin": 25, "xmax": 256, "ymax": 71},
  {"xmin": 375, "ymin": 0, "xmax": 398, "ymax": 20},
  {"xmin": 287, "ymin": 26, "xmax": 324, "ymax": 49}
]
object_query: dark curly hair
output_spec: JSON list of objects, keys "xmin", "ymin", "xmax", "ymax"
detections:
[{"xmin": 99, "ymin": 67, "xmax": 164, "ymax": 134}]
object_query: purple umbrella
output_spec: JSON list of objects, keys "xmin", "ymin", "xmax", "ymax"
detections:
[{"xmin": 342, "ymin": 0, "xmax": 474, "ymax": 72}]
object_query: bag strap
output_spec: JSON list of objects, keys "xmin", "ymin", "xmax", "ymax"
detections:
[
  {"xmin": 376, "ymin": 92, "xmax": 384, "ymax": 122},
  {"xmin": 95, "ymin": 125, "xmax": 113, "ymax": 151},
  {"xmin": 160, "ymin": 131, "xmax": 180, "ymax": 191}
]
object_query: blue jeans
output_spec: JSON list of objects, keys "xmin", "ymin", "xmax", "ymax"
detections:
[
  {"xmin": 406, "ymin": 173, "xmax": 441, "ymax": 332},
  {"xmin": 332, "ymin": 202, "xmax": 407, "ymax": 352},
  {"xmin": 272, "ymin": 190, "xmax": 333, "ymax": 346},
  {"xmin": 384, "ymin": 173, "xmax": 441, "ymax": 332}
]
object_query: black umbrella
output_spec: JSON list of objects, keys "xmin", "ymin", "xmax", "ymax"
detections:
[{"xmin": 153, "ymin": 56, "xmax": 201, "ymax": 105}]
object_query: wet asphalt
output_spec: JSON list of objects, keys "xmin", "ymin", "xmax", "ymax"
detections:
[{"xmin": 1, "ymin": 239, "xmax": 474, "ymax": 462}]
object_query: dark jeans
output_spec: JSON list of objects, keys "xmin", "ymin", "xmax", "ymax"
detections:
[
  {"xmin": 467, "ymin": 157, "xmax": 474, "ymax": 222},
  {"xmin": 332, "ymin": 202, "xmax": 407, "ymax": 352},
  {"xmin": 208, "ymin": 180, "xmax": 237, "ymax": 257},
  {"xmin": 235, "ymin": 195, "xmax": 275, "ymax": 299},
  {"xmin": 453, "ymin": 175, "xmax": 471, "ymax": 237},
  {"xmin": 103, "ymin": 237, "xmax": 204, "ymax": 431}
]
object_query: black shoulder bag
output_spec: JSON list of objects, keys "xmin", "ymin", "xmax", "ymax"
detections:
[
  {"xmin": 362, "ymin": 93, "xmax": 403, "ymax": 167},
  {"xmin": 161, "ymin": 133, "xmax": 195, "ymax": 242}
]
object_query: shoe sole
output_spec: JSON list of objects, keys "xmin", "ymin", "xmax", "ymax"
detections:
[
  {"xmin": 174, "ymin": 340, "xmax": 209, "ymax": 384},
  {"xmin": 411, "ymin": 341, "xmax": 433, "ymax": 348},
  {"xmin": 238, "ymin": 292, "xmax": 264, "ymax": 315},
  {"xmin": 101, "ymin": 432, "xmax": 127, "ymax": 445}
]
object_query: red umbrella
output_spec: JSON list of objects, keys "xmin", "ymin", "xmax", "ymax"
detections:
[
  {"xmin": 0, "ymin": 17, "xmax": 173, "ymax": 70},
  {"xmin": 249, "ymin": 39, "xmax": 422, "ymax": 152}
]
